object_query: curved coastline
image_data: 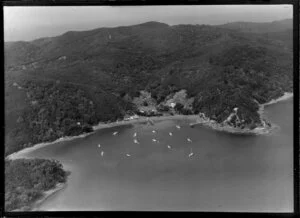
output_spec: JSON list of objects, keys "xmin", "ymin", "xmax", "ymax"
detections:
[
  {"xmin": 262, "ymin": 92, "xmax": 293, "ymax": 107},
  {"xmin": 30, "ymin": 183, "xmax": 67, "ymax": 211},
  {"xmin": 6, "ymin": 114, "xmax": 198, "ymax": 161},
  {"xmin": 6, "ymin": 132, "xmax": 94, "ymax": 161},
  {"xmin": 7, "ymin": 92, "xmax": 293, "ymax": 160},
  {"xmin": 5, "ymin": 92, "xmax": 293, "ymax": 211},
  {"xmin": 5, "ymin": 114, "xmax": 198, "ymax": 211},
  {"xmin": 11, "ymin": 183, "xmax": 67, "ymax": 212}
]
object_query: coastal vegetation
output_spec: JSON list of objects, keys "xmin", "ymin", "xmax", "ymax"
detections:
[
  {"xmin": 5, "ymin": 158, "xmax": 68, "ymax": 211},
  {"xmin": 5, "ymin": 80, "xmax": 134, "ymax": 156},
  {"xmin": 5, "ymin": 20, "xmax": 292, "ymax": 156}
]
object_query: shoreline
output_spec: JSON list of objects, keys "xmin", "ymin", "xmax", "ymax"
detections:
[
  {"xmin": 7, "ymin": 92, "xmax": 293, "ymax": 160},
  {"xmin": 30, "ymin": 183, "xmax": 66, "ymax": 211},
  {"xmin": 190, "ymin": 117, "xmax": 274, "ymax": 135},
  {"xmin": 5, "ymin": 92, "xmax": 293, "ymax": 211},
  {"xmin": 10, "ymin": 183, "xmax": 66, "ymax": 212},
  {"xmin": 6, "ymin": 114, "xmax": 198, "ymax": 211},
  {"xmin": 92, "ymin": 114, "xmax": 199, "ymax": 131},
  {"xmin": 6, "ymin": 132, "xmax": 94, "ymax": 161},
  {"xmin": 258, "ymin": 92, "xmax": 293, "ymax": 128},
  {"xmin": 190, "ymin": 92, "xmax": 293, "ymax": 135},
  {"xmin": 6, "ymin": 114, "xmax": 198, "ymax": 161},
  {"xmin": 262, "ymin": 92, "xmax": 293, "ymax": 107}
]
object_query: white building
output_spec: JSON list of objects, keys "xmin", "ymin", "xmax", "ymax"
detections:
[{"xmin": 170, "ymin": 102, "xmax": 176, "ymax": 108}]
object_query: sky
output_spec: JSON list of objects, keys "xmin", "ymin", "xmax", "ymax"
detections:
[{"xmin": 4, "ymin": 5, "xmax": 293, "ymax": 42}]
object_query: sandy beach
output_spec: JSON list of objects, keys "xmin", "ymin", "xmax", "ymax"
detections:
[
  {"xmin": 6, "ymin": 92, "xmax": 293, "ymax": 211},
  {"xmin": 10, "ymin": 183, "xmax": 66, "ymax": 212},
  {"xmin": 263, "ymin": 92, "xmax": 293, "ymax": 106},
  {"xmin": 6, "ymin": 132, "xmax": 94, "ymax": 161},
  {"xmin": 7, "ymin": 92, "xmax": 293, "ymax": 160},
  {"xmin": 30, "ymin": 183, "xmax": 66, "ymax": 211},
  {"xmin": 6, "ymin": 114, "xmax": 199, "ymax": 211},
  {"xmin": 92, "ymin": 114, "xmax": 199, "ymax": 130},
  {"xmin": 6, "ymin": 114, "xmax": 198, "ymax": 161},
  {"xmin": 7, "ymin": 92, "xmax": 293, "ymax": 161},
  {"xmin": 258, "ymin": 92, "xmax": 293, "ymax": 124}
]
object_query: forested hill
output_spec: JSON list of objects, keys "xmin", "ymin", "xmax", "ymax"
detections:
[
  {"xmin": 217, "ymin": 19, "xmax": 292, "ymax": 33},
  {"xmin": 5, "ymin": 20, "xmax": 293, "ymax": 155}
]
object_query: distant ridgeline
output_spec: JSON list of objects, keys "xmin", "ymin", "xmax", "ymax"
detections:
[{"xmin": 5, "ymin": 20, "xmax": 293, "ymax": 155}]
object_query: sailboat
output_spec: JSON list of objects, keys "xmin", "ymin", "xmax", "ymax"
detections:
[{"xmin": 188, "ymin": 148, "xmax": 194, "ymax": 157}]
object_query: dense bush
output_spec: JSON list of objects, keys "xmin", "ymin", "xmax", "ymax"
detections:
[
  {"xmin": 4, "ymin": 22, "xmax": 292, "ymax": 155},
  {"xmin": 5, "ymin": 158, "xmax": 67, "ymax": 211},
  {"xmin": 5, "ymin": 81, "xmax": 134, "ymax": 156},
  {"xmin": 157, "ymin": 104, "xmax": 170, "ymax": 112}
]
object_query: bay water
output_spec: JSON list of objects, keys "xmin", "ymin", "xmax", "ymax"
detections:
[{"xmin": 24, "ymin": 98, "xmax": 293, "ymax": 212}]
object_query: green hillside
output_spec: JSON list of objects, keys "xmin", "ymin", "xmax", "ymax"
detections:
[{"xmin": 4, "ymin": 21, "xmax": 293, "ymax": 156}]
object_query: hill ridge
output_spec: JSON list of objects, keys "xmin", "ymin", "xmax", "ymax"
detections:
[
  {"xmin": 4, "ymin": 18, "xmax": 293, "ymax": 156},
  {"xmin": 4, "ymin": 18, "xmax": 292, "ymax": 44}
]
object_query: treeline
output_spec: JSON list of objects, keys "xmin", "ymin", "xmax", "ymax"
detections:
[
  {"xmin": 5, "ymin": 26, "xmax": 293, "ymax": 155},
  {"xmin": 193, "ymin": 85, "xmax": 261, "ymax": 128},
  {"xmin": 5, "ymin": 158, "xmax": 67, "ymax": 211},
  {"xmin": 191, "ymin": 64, "xmax": 289, "ymax": 128},
  {"xmin": 143, "ymin": 43, "xmax": 292, "ymax": 128},
  {"xmin": 5, "ymin": 81, "xmax": 135, "ymax": 156}
]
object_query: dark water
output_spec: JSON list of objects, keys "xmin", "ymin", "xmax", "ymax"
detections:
[{"xmin": 25, "ymin": 98, "xmax": 293, "ymax": 212}]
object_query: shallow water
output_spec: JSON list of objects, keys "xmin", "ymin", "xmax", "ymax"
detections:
[{"xmin": 25, "ymin": 98, "xmax": 294, "ymax": 212}]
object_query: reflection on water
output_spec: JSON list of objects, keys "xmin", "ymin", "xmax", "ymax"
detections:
[{"xmin": 25, "ymin": 99, "xmax": 293, "ymax": 212}]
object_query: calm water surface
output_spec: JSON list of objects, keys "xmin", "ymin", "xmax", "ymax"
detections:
[{"xmin": 25, "ymin": 98, "xmax": 293, "ymax": 212}]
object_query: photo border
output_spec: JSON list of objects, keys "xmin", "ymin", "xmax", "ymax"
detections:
[{"xmin": 2, "ymin": 0, "xmax": 299, "ymax": 217}]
